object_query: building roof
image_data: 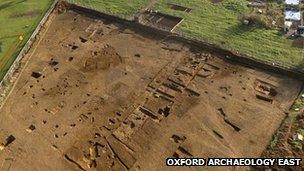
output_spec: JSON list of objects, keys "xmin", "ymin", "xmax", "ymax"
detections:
[
  {"xmin": 285, "ymin": 0, "xmax": 300, "ymax": 5},
  {"xmin": 285, "ymin": 10, "xmax": 301, "ymax": 21}
]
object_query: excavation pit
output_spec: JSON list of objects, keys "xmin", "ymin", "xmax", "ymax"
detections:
[
  {"xmin": 26, "ymin": 125, "xmax": 36, "ymax": 133},
  {"xmin": 168, "ymin": 3, "xmax": 192, "ymax": 13},
  {"xmin": 140, "ymin": 11, "xmax": 183, "ymax": 32},
  {"xmin": 31, "ymin": 71, "xmax": 42, "ymax": 78}
]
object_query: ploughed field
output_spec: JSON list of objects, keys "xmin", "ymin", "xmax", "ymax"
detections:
[{"xmin": 0, "ymin": 8, "xmax": 302, "ymax": 170}]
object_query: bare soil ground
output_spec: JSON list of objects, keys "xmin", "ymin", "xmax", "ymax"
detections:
[{"xmin": 0, "ymin": 8, "xmax": 302, "ymax": 171}]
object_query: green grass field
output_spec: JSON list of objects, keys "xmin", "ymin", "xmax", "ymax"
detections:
[
  {"xmin": 0, "ymin": 0, "xmax": 53, "ymax": 80},
  {"xmin": 0, "ymin": 0, "xmax": 301, "ymax": 79},
  {"xmin": 153, "ymin": 0, "xmax": 304, "ymax": 68},
  {"xmin": 65, "ymin": 0, "xmax": 303, "ymax": 68},
  {"xmin": 66, "ymin": 0, "xmax": 149, "ymax": 19}
]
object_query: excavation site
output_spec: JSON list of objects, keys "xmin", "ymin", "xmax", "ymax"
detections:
[{"xmin": 0, "ymin": 5, "xmax": 302, "ymax": 171}]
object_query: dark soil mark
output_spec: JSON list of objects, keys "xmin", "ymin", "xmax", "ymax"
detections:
[
  {"xmin": 170, "ymin": 134, "xmax": 186, "ymax": 143},
  {"xmin": 178, "ymin": 146, "xmax": 193, "ymax": 157},
  {"xmin": 79, "ymin": 36, "xmax": 88, "ymax": 43},
  {"xmin": 217, "ymin": 108, "xmax": 226, "ymax": 117},
  {"xmin": 213, "ymin": 130, "xmax": 224, "ymax": 139},
  {"xmin": 186, "ymin": 88, "xmax": 200, "ymax": 97},
  {"xmin": 10, "ymin": 10, "xmax": 41, "ymax": 18},
  {"xmin": 64, "ymin": 154, "xmax": 85, "ymax": 171},
  {"xmin": 49, "ymin": 59, "xmax": 59, "ymax": 66},
  {"xmin": 68, "ymin": 43, "xmax": 79, "ymax": 50},
  {"xmin": 217, "ymin": 108, "xmax": 241, "ymax": 132},
  {"xmin": 3, "ymin": 135, "xmax": 15, "ymax": 147},
  {"xmin": 256, "ymin": 94, "xmax": 273, "ymax": 103},
  {"xmin": 26, "ymin": 125, "xmax": 36, "ymax": 133},
  {"xmin": 163, "ymin": 81, "xmax": 182, "ymax": 93},
  {"xmin": 31, "ymin": 71, "xmax": 42, "ymax": 78},
  {"xmin": 224, "ymin": 118, "xmax": 241, "ymax": 132},
  {"xmin": 71, "ymin": 45, "xmax": 78, "ymax": 50},
  {"xmin": 158, "ymin": 106, "xmax": 170, "ymax": 117},
  {"xmin": 172, "ymin": 152, "xmax": 179, "ymax": 158},
  {"xmin": 139, "ymin": 106, "xmax": 158, "ymax": 120},
  {"xmin": 168, "ymin": 3, "xmax": 192, "ymax": 13}
]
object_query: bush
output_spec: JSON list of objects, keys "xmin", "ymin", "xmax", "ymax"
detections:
[{"xmin": 239, "ymin": 13, "xmax": 271, "ymax": 29}]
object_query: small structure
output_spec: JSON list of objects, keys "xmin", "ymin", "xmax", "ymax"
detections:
[
  {"xmin": 283, "ymin": 0, "xmax": 302, "ymax": 35},
  {"xmin": 293, "ymin": 133, "xmax": 303, "ymax": 141},
  {"xmin": 285, "ymin": 0, "xmax": 300, "ymax": 5},
  {"xmin": 285, "ymin": 10, "xmax": 301, "ymax": 21}
]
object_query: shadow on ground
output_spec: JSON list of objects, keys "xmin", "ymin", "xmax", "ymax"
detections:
[{"xmin": 0, "ymin": 0, "xmax": 27, "ymax": 11}]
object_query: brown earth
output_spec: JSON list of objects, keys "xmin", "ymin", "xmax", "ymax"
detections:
[{"xmin": 0, "ymin": 8, "xmax": 302, "ymax": 171}]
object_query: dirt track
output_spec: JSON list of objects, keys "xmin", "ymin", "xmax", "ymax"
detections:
[{"xmin": 0, "ymin": 9, "xmax": 302, "ymax": 170}]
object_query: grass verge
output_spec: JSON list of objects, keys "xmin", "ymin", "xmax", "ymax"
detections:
[
  {"xmin": 66, "ymin": 0, "xmax": 149, "ymax": 19},
  {"xmin": 0, "ymin": 0, "xmax": 53, "ymax": 80}
]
